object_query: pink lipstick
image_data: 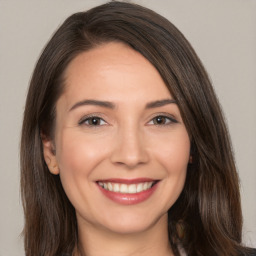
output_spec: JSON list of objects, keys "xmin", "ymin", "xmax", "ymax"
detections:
[{"xmin": 96, "ymin": 178, "xmax": 159, "ymax": 205}]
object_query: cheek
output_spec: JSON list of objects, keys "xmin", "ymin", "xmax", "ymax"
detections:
[
  {"xmin": 56, "ymin": 130, "xmax": 108, "ymax": 172},
  {"xmin": 151, "ymin": 129, "xmax": 190, "ymax": 204},
  {"xmin": 162, "ymin": 138, "xmax": 190, "ymax": 182},
  {"xmin": 161, "ymin": 139, "xmax": 190, "ymax": 170},
  {"xmin": 150, "ymin": 128, "xmax": 190, "ymax": 171},
  {"xmin": 55, "ymin": 130, "xmax": 109, "ymax": 200}
]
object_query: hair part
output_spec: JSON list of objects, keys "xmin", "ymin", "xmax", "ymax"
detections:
[{"xmin": 21, "ymin": 1, "xmax": 247, "ymax": 255}]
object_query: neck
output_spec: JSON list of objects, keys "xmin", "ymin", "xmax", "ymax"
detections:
[{"xmin": 75, "ymin": 213, "xmax": 173, "ymax": 256}]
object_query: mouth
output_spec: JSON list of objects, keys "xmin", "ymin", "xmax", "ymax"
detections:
[
  {"xmin": 96, "ymin": 178, "xmax": 159, "ymax": 205},
  {"xmin": 97, "ymin": 180, "xmax": 158, "ymax": 194}
]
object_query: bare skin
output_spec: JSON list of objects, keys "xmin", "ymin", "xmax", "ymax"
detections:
[
  {"xmin": 75, "ymin": 214, "xmax": 172, "ymax": 256},
  {"xmin": 43, "ymin": 42, "xmax": 190, "ymax": 256}
]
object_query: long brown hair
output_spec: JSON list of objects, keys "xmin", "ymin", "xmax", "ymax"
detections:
[{"xmin": 21, "ymin": 1, "xmax": 249, "ymax": 255}]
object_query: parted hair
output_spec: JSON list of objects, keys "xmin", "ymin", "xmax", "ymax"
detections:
[{"xmin": 21, "ymin": 1, "xmax": 249, "ymax": 256}]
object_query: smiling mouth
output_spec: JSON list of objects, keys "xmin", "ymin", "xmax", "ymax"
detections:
[
  {"xmin": 96, "ymin": 179, "xmax": 159, "ymax": 205},
  {"xmin": 97, "ymin": 181, "xmax": 158, "ymax": 194}
]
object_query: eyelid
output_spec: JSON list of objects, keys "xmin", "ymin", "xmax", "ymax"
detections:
[
  {"xmin": 78, "ymin": 113, "xmax": 108, "ymax": 126},
  {"xmin": 77, "ymin": 112, "xmax": 178, "ymax": 127},
  {"xmin": 147, "ymin": 113, "xmax": 178, "ymax": 125}
]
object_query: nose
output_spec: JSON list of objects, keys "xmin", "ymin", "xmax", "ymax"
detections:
[{"xmin": 110, "ymin": 125, "xmax": 149, "ymax": 169}]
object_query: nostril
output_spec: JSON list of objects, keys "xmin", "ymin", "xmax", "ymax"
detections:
[{"xmin": 110, "ymin": 146, "xmax": 149, "ymax": 168}]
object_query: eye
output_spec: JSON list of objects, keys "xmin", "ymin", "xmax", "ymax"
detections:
[
  {"xmin": 148, "ymin": 115, "xmax": 177, "ymax": 125},
  {"xmin": 79, "ymin": 116, "xmax": 107, "ymax": 126}
]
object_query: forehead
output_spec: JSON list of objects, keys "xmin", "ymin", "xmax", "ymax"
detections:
[{"xmin": 61, "ymin": 42, "xmax": 172, "ymax": 106}]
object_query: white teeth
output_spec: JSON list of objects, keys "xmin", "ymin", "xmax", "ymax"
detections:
[
  {"xmin": 128, "ymin": 184, "xmax": 136, "ymax": 193},
  {"xmin": 108, "ymin": 182, "xmax": 112, "ymax": 191},
  {"xmin": 120, "ymin": 184, "xmax": 128, "ymax": 193},
  {"xmin": 148, "ymin": 182, "xmax": 153, "ymax": 189},
  {"xmin": 98, "ymin": 181, "xmax": 155, "ymax": 194},
  {"xmin": 136, "ymin": 183, "xmax": 143, "ymax": 193},
  {"xmin": 113, "ymin": 183, "xmax": 119, "ymax": 192}
]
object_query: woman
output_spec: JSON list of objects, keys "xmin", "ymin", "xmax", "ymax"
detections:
[{"xmin": 20, "ymin": 1, "xmax": 255, "ymax": 256}]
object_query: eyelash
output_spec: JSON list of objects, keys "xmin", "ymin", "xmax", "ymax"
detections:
[
  {"xmin": 78, "ymin": 114, "xmax": 178, "ymax": 127},
  {"xmin": 148, "ymin": 114, "xmax": 178, "ymax": 126},
  {"xmin": 78, "ymin": 114, "xmax": 107, "ymax": 127}
]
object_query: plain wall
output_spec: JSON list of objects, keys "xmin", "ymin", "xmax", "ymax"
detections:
[{"xmin": 0, "ymin": 0, "xmax": 255, "ymax": 255}]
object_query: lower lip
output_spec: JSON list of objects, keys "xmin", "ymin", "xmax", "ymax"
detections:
[{"xmin": 97, "ymin": 183, "xmax": 158, "ymax": 205}]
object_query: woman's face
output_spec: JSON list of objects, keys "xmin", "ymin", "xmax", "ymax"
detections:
[{"xmin": 43, "ymin": 42, "xmax": 190, "ymax": 234}]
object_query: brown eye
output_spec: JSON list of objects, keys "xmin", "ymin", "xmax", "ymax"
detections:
[
  {"xmin": 88, "ymin": 117, "xmax": 101, "ymax": 125},
  {"xmin": 79, "ymin": 116, "xmax": 107, "ymax": 126},
  {"xmin": 153, "ymin": 116, "xmax": 168, "ymax": 125},
  {"xmin": 149, "ymin": 115, "xmax": 178, "ymax": 126}
]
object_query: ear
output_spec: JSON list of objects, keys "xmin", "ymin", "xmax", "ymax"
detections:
[{"xmin": 41, "ymin": 134, "xmax": 59, "ymax": 175}]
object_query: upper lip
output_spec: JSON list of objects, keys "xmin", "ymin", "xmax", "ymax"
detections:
[{"xmin": 96, "ymin": 178, "xmax": 158, "ymax": 184}]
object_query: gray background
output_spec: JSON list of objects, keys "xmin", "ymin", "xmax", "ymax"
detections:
[{"xmin": 0, "ymin": 0, "xmax": 255, "ymax": 255}]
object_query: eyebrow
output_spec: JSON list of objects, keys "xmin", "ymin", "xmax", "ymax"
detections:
[
  {"xmin": 145, "ymin": 99, "xmax": 177, "ymax": 108},
  {"xmin": 69, "ymin": 99, "xmax": 115, "ymax": 111},
  {"xmin": 69, "ymin": 98, "xmax": 176, "ymax": 112}
]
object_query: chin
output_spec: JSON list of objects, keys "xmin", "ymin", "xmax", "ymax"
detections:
[{"xmin": 98, "ymin": 210, "xmax": 168, "ymax": 235}]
